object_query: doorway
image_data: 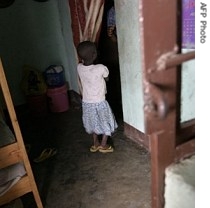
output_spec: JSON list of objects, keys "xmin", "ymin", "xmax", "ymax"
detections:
[{"xmin": 97, "ymin": 0, "xmax": 123, "ymax": 122}]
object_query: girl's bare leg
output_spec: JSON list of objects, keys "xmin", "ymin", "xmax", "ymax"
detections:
[
  {"xmin": 99, "ymin": 134, "xmax": 114, "ymax": 153},
  {"xmin": 93, "ymin": 133, "xmax": 100, "ymax": 147},
  {"xmin": 101, "ymin": 134, "xmax": 108, "ymax": 148}
]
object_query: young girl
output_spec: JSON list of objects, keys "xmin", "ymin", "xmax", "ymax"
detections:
[{"xmin": 77, "ymin": 41, "xmax": 118, "ymax": 153}]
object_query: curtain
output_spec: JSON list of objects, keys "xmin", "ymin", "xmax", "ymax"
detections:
[{"xmin": 69, "ymin": 0, "xmax": 105, "ymax": 51}]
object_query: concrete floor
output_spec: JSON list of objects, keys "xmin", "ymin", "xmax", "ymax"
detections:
[{"xmin": 14, "ymin": 103, "xmax": 151, "ymax": 208}]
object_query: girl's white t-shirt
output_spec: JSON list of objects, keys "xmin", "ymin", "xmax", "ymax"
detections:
[{"xmin": 77, "ymin": 63, "xmax": 109, "ymax": 103}]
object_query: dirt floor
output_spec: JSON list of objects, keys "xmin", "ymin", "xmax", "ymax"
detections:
[{"xmin": 8, "ymin": 103, "xmax": 152, "ymax": 208}]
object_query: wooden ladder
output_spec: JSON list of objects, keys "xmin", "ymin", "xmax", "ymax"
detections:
[{"xmin": 0, "ymin": 58, "xmax": 43, "ymax": 208}]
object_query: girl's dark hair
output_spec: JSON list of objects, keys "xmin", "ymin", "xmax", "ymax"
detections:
[{"xmin": 77, "ymin": 41, "xmax": 96, "ymax": 61}]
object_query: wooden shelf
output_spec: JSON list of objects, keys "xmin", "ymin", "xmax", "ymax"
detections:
[
  {"xmin": 0, "ymin": 142, "xmax": 22, "ymax": 169},
  {"xmin": 0, "ymin": 175, "xmax": 31, "ymax": 206},
  {"xmin": 0, "ymin": 58, "xmax": 43, "ymax": 208}
]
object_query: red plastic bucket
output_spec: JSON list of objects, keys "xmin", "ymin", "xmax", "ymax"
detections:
[{"xmin": 47, "ymin": 84, "xmax": 69, "ymax": 112}]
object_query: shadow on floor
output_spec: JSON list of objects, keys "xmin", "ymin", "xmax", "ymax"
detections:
[{"xmin": 10, "ymin": 106, "xmax": 151, "ymax": 208}]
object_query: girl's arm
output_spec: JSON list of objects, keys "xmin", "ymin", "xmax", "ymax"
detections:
[{"xmin": 77, "ymin": 75, "xmax": 83, "ymax": 96}]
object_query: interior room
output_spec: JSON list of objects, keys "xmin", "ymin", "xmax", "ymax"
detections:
[{"xmin": 0, "ymin": 0, "xmax": 194, "ymax": 208}]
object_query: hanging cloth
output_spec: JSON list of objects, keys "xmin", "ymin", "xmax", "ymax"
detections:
[{"xmin": 69, "ymin": 0, "xmax": 104, "ymax": 54}]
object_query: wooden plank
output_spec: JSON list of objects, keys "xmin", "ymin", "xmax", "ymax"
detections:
[
  {"xmin": 139, "ymin": 0, "xmax": 178, "ymax": 135},
  {"xmin": 165, "ymin": 51, "xmax": 195, "ymax": 69},
  {"xmin": 0, "ymin": 175, "xmax": 31, "ymax": 206},
  {"xmin": 0, "ymin": 143, "xmax": 22, "ymax": 169},
  {"xmin": 139, "ymin": 2, "xmax": 181, "ymax": 207},
  {"xmin": 150, "ymin": 131, "xmax": 175, "ymax": 208},
  {"xmin": 149, "ymin": 51, "xmax": 195, "ymax": 73}
]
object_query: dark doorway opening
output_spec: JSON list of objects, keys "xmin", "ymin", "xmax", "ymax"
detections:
[{"xmin": 97, "ymin": 0, "xmax": 123, "ymax": 122}]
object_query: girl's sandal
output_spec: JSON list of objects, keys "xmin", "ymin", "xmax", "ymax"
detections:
[
  {"xmin": 99, "ymin": 146, "xmax": 114, "ymax": 153},
  {"xmin": 89, "ymin": 145, "xmax": 101, "ymax": 153}
]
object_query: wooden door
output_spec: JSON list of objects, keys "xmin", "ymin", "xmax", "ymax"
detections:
[{"xmin": 138, "ymin": 1, "xmax": 195, "ymax": 207}]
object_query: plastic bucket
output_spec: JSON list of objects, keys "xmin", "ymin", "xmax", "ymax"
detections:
[
  {"xmin": 27, "ymin": 94, "xmax": 48, "ymax": 117},
  {"xmin": 44, "ymin": 65, "xmax": 65, "ymax": 88},
  {"xmin": 47, "ymin": 84, "xmax": 69, "ymax": 112}
]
